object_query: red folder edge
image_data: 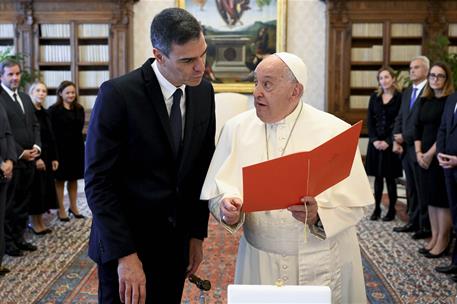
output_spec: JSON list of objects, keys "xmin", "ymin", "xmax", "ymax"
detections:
[{"xmin": 242, "ymin": 121, "xmax": 363, "ymax": 212}]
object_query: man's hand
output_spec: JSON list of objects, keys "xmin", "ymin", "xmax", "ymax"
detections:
[
  {"xmin": 220, "ymin": 197, "xmax": 242, "ymax": 225},
  {"xmin": 187, "ymin": 238, "xmax": 203, "ymax": 276},
  {"xmin": 394, "ymin": 134, "xmax": 403, "ymax": 144},
  {"xmin": 118, "ymin": 253, "xmax": 146, "ymax": 304},
  {"xmin": 31, "ymin": 147, "xmax": 40, "ymax": 158},
  {"xmin": 51, "ymin": 160, "xmax": 59, "ymax": 171},
  {"xmin": 438, "ymin": 153, "xmax": 457, "ymax": 169},
  {"xmin": 1, "ymin": 160, "xmax": 13, "ymax": 179},
  {"xmin": 392, "ymin": 141, "xmax": 403, "ymax": 155},
  {"xmin": 287, "ymin": 196, "xmax": 318, "ymax": 225},
  {"xmin": 21, "ymin": 149, "xmax": 37, "ymax": 161},
  {"xmin": 36, "ymin": 159, "xmax": 46, "ymax": 171}
]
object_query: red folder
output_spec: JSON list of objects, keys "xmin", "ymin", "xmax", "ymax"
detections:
[{"xmin": 242, "ymin": 121, "xmax": 363, "ymax": 212}]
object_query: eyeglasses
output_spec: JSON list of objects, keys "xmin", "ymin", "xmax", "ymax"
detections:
[{"xmin": 428, "ymin": 73, "xmax": 447, "ymax": 81}]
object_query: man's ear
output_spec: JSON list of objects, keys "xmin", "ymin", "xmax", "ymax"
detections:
[
  {"xmin": 292, "ymin": 82, "xmax": 304, "ymax": 99},
  {"xmin": 152, "ymin": 48, "xmax": 164, "ymax": 63}
]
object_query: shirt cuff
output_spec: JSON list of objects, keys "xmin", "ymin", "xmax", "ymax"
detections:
[{"xmin": 33, "ymin": 144, "xmax": 41, "ymax": 154}]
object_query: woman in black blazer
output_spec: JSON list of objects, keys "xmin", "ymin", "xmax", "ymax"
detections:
[
  {"xmin": 48, "ymin": 81, "xmax": 85, "ymax": 221},
  {"xmin": 28, "ymin": 81, "xmax": 59, "ymax": 234},
  {"xmin": 365, "ymin": 67, "xmax": 402, "ymax": 221},
  {"xmin": 415, "ymin": 62, "xmax": 454, "ymax": 258}
]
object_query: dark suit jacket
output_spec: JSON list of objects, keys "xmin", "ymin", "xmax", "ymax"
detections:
[
  {"xmin": 0, "ymin": 89, "xmax": 40, "ymax": 168},
  {"xmin": 437, "ymin": 92, "xmax": 457, "ymax": 156},
  {"xmin": 85, "ymin": 58, "xmax": 216, "ymax": 264},
  {"xmin": 393, "ymin": 86, "xmax": 424, "ymax": 146},
  {"xmin": 0, "ymin": 102, "xmax": 16, "ymax": 166}
]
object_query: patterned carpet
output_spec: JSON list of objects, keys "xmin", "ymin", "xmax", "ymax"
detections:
[{"xmin": 1, "ymin": 185, "xmax": 457, "ymax": 303}]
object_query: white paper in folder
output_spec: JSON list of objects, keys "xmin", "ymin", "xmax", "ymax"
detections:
[{"xmin": 227, "ymin": 285, "xmax": 331, "ymax": 304}]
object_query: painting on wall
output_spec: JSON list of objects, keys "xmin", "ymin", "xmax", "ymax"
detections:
[{"xmin": 178, "ymin": 0, "xmax": 287, "ymax": 92}]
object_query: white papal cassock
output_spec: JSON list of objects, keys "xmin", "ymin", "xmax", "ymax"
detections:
[{"xmin": 201, "ymin": 101, "xmax": 374, "ymax": 304}]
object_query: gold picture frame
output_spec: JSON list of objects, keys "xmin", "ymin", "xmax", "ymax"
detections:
[{"xmin": 177, "ymin": 0, "xmax": 287, "ymax": 93}]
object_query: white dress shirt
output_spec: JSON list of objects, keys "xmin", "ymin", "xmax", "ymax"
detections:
[{"xmin": 152, "ymin": 60, "xmax": 186, "ymax": 137}]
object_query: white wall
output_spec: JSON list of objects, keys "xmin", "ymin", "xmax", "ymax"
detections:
[{"xmin": 133, "ymin": 0, "xmax": 327, "ymax": 110}]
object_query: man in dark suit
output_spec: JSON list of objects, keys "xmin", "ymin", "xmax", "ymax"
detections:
[
  {"xmin": 0, "ymin": 60, "xmax": 40, "ymax": 257},
  {"xmin": 0, "ymin": 102, "xmax": 16, "ymax": 275},
  {"xmin": 435, "ymin": 92, "xmax": 457, "ymax": 280},
  {"xmin": 392, "ymin": 56, "xmax": 431, "ymax": 239},
  {"xmin": 85, "ymin": 8, "xmax": 215, "ymax": 304}
]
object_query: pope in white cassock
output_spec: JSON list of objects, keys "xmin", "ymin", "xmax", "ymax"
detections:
[{"xmin": 200, "ymin": 52, "xmax": 374, "ymax": 303}]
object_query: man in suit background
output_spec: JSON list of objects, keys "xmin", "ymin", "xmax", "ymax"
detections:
[
  {"xmin": 392, "ymin": 56, "xmax": 431, "ymax": 239},
  {"xmin": 85, "ymin": 8, "xmax": 215, "ymax": 304},
  {"xmin": 0, "ymin": 101, "xmax": 16, "ymax": 275},
  {"xmin": 435, "ymin": 92, "xmax": 457, "ymax": 281},
  {"xmin": 0, "ymin": 60, "xmax": 40, "ymax": 257}
]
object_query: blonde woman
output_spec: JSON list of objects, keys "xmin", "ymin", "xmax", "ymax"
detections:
[
  {"xmin": 365, "ymin": 67, "xmax": 402, "ymax": 221},
  {"xmin": 28, "ymin": 81, "xmax": 59, "ymax": 234}
]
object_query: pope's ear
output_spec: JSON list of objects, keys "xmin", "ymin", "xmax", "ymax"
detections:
[{"xmin": 292, "ymin": 82, "xmax": 304, "ymax": 99}]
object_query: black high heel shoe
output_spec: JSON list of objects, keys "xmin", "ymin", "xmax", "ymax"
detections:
[
  {"xmin": 68, "ymin": 208, "xmax": 86, "ymax": 219},
  {"xmin": 381, "ymin": 211, "xmax": 396, "ymax": 222},
  {"xmin": 370, "ymin": 209, "xmax": 381, "ymax": 221},
  {"xmin": 418, "ymin": 247, "xmax": 430, "ymax": 254},
  {"xmin": 58, "ymin": 214, "xmax": 70, "ymax": 222},
  {"xmin": 27, "ymin": 224, "xmax": 52, "ymax": 235},
  {"xmin": 425, "ymin": 245, "xmax": 450, "ymax": 259}
]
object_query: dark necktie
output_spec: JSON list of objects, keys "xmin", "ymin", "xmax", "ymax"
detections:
[
  {"xmin": 170, "ymin": 88, "xmax": 183, "ymax": 156},
  {"xmin": 13, "ymin": 93, "xmax": 24, "ymax": 114},
  {"xmin": 409, "ymin": 88, "xmax": 418, "ymax": 109}
]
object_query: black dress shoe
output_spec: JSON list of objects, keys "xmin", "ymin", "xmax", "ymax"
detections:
[
  {"xmin": 412, "ymin": 230, "xmax": 432, "ymax": 240},
  {"xmin": 15, "ymin": 241, "xmax": 37, "ymax": 251},
  {"xmin": 393, "ymin": 223, "xmax": 417, "ymax": 233},
  {"xmin": 451, "ymin": 274, "xmax": 457, "ymax": 283},
  {"xmin": 0, "ymin": 266, "xmax": 10, "ymax": 276},
  {"xmin": 68, "ymin": 208, "xmax": 86, "ymax": 219},
  {"xmin": 5, "ymin": 246, "xmax": 23, "ymax": 257},
  {"xmin": 435, "ymin": 264, "xmax": 457, "ymax": 274}
]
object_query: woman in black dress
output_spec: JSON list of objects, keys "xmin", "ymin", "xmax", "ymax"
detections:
[
  {"xmin": 365, "ymin": 67, "xmax": 402, "ymax": 221},
  {"xmin": 49, "ymin": 81, "xmax": 85, "ymax": 221},
  {"xmin": 28, "ymin": 81, "xmax": 59, "ymax": 234},
  {"xmin": 415, "ymin": 62, "xmax": 454, "ymax": 258}
]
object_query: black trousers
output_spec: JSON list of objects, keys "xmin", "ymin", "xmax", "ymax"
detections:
[
  {"xmin": 444, "ymin": 168, "xmax": 457, "ymax": 265},
  {"xmin": 97, "ymin": 230, "xmax": 190, "ymax": 304},
  {"xmin": 402, "ymin": 145, "xmax": 429, "ymax": 230},
  {"xmin": 4, "ymin": 163, "xmax": 35, "ymax": 247},
  {"xmin": 0, "ymin": 180, "xmax": 9, "ymax": 264}
]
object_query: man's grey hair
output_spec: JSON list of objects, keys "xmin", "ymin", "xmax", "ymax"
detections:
[
  {"xmin": 412, "ymin": 55, "xmax": 430, "ymax": 71},
  {"xmin": 150, "ymin": 8, "xmax": 202, "ymax": 57}
]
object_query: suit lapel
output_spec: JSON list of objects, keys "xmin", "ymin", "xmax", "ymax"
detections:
[
  {"xmin": 450, "ymin": 98, "xmax": 457, "ymax": 133},
  {"xmin": 141, "ymin": 60, "xmax": 176, "ymax": 156},
  {"xmin": 0, "ymin": 90, "xmax": 25, "ymax": 121}
]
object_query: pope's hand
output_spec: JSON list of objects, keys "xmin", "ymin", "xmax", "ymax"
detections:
[
  {"xmin": 220, "ymin": 197, "xmax": 242, "ymax": 225},
  {"xmin": 288, "ymin": 196, "xmax": 318, "ymax": 225}
]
